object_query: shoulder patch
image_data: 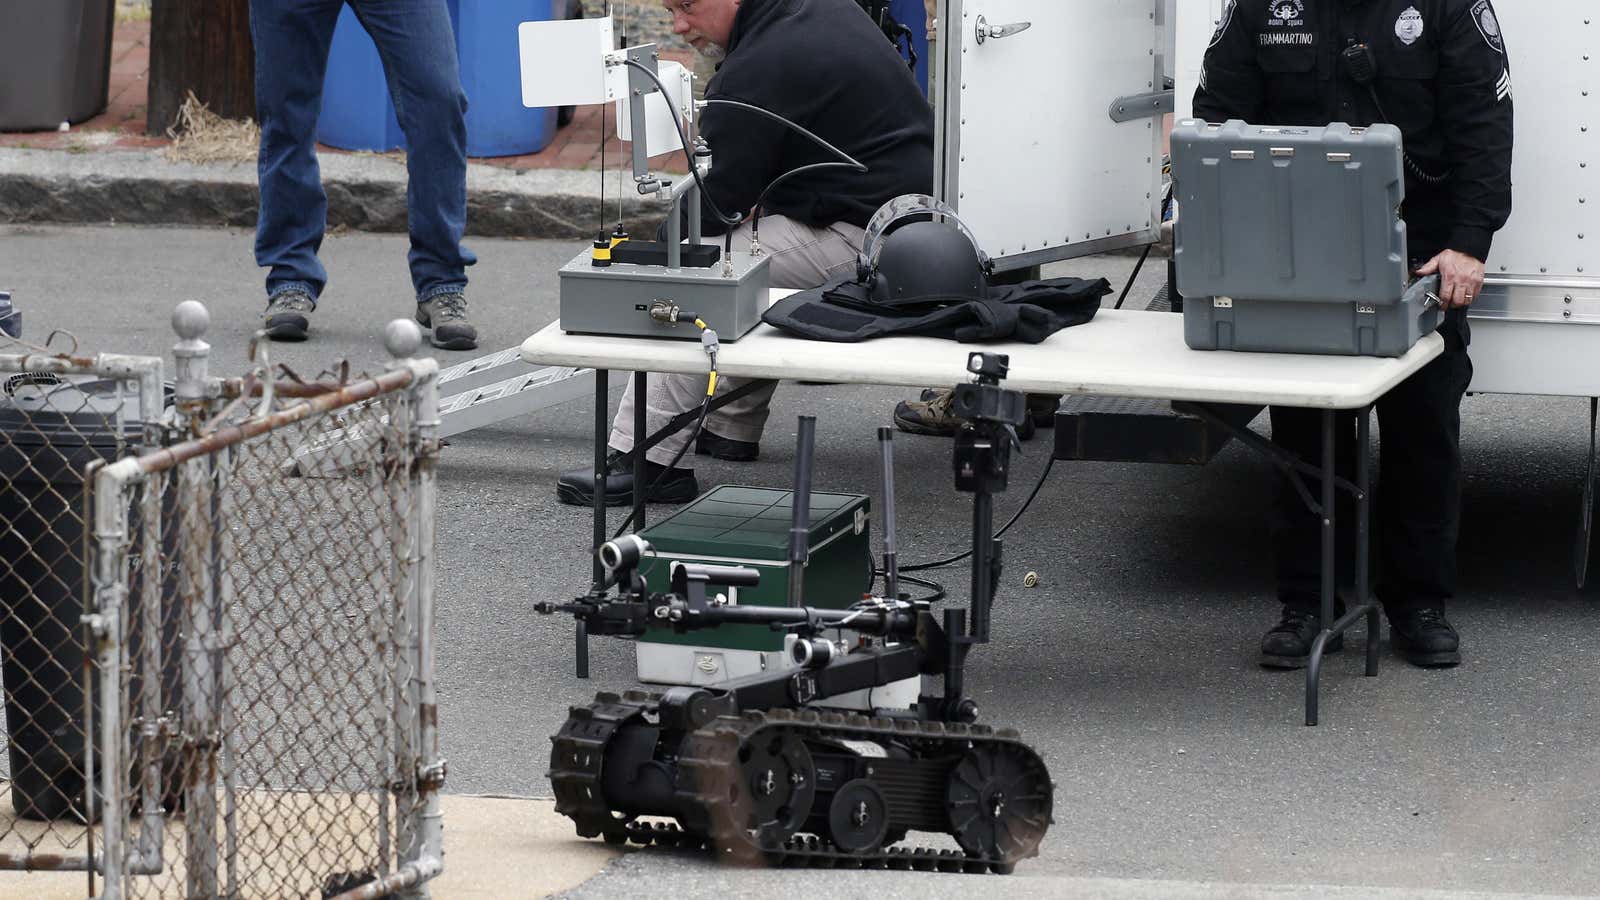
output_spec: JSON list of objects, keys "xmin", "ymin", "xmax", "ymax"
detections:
[
  {"xmin": 1469, "ymin": 0, "xmax": 1504, "ymax": 54},
  {"xmin": 1209, "ymin": 0, "xmax": 1238, "ymax": 49}
]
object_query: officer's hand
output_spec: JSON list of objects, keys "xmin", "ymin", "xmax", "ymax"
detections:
[{"xmin": 1415, "ymin": 250, "xmax": 1485, "ymax": 309}]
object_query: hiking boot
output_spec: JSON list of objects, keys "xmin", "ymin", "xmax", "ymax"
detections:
[
  {"xmin": 695, "ymin": 430, "xmax": 759, "ymax": 462},
  {"xmin": 1388, "ymin": 607, "xmax": 1461, "ymax": 668},
  {"xmin": 895, "ymin": 388, "xmax": 1036, "ymax": 440},
  {"xmin": 1258, "ymin": 606, "xmax": 1344, "ymax": 669},
  {"xmin": 416, "ymin": 292, "xmax": 478, "ymax": 350},
  {"xmin": 556, "ymin": 458, "xmax": 699, "ymax": 507},
  {"xmin": 262, "ymin": 290, "xmax": 314, "ymax": 341}
]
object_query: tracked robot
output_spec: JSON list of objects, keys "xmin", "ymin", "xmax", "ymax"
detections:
[{"xmin": 537, "ymin": 353, "xmax": 1053, "ymax": 873}]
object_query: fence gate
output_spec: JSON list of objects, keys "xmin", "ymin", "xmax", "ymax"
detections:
[{"xmin": 1, "ymin": 304, "xmax": 443, "ymax": 899}]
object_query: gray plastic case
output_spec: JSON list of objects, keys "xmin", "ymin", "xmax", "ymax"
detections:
[{"xmin": 1171, "ymin": 119, "xmax": 1440, "ymax": 357}]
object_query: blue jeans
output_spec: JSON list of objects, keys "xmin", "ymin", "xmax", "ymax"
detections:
[{"xmin": 250, "ymin": 0, "xmax": 476, "ymax": 305}]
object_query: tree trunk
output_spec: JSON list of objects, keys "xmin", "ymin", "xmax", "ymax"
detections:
[{"xmin": 146, "ymin": 0, "xmax": 254, "ymax": 135}]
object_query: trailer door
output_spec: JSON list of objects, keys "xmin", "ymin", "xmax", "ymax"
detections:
[{"xmin": 936, "ymin": 1, "xmax": 1170, "ymax": 272}]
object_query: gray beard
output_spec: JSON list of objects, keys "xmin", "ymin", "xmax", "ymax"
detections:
[{"xmin": 697, "ymin": 42, "xmax": 726, "ymax": 61}]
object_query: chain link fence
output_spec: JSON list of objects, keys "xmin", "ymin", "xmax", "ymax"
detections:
[
  {"xmin": 0, "ymin": 347, "xmax": 163, "ymax": 880},
  {"xmin": 0, "ymin": 305, "xmax": 442, "ymax": 899}
]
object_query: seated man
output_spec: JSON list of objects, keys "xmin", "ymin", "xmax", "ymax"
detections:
[{"xmin": 558, "ymin": 0, "xmax": 934, "ymax": 506}]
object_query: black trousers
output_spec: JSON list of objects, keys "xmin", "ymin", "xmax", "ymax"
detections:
[{"xmin": 1270, "ymin": 309, "xmax": 1474, "ymax": 615}]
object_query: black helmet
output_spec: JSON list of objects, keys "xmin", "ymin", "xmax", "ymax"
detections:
[{"xmin": 857, "ymin": 195, "xmax": 992, "ymax": 308}]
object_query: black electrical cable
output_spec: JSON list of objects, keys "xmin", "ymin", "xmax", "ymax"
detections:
[
  {"xmin": 616, "ymin": 66, "xmax": 870, "ymax": 238},
  {"xmin": 871, "ymin": 570, "xmax": 947, "ymax": 605},
  {"xmin": 751, "ymin": 161, "xmax": 867, "ymax": 247},
  {"xmin": 901, "ymin": 455, "xmax": 1056, "ymax": 572},
  {"xmin": 622, "ymin": 59, "xmax": 746, "ymax": 228},
  {"xmin": 702, "ymin": 98, "xmax": 867, "ymax": 246},
  {"xmin": 1114, "ymin": 177, "xmax": 1174, "ymax": 310},
  {"xmin": 1113, "ymin": 242, "xmax": 1154, "ymax": 311},
  {"xmin": 701, "ymin": 98, "xmax": 863, "ymax": 169},
  {"xmin": 612, "ymin": 388, "xmax": 714, "ymax": 539}
]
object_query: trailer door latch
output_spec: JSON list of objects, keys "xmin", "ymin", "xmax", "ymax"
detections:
[{"xmin": 975, "ymin": 15, "xmax": 1031, "ymax": 45}]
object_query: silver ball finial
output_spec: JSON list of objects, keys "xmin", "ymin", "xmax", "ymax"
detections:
[
  {"xmin": 172, "ymin": 301, "xmax": 210, "ymax": 340},
  {"xmin": 384, "ymin": 318, "xmax": 424, "ymax": 359}
]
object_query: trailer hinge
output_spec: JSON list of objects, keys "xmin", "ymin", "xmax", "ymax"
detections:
[{"xmin": 1109, "ymin": 90, "xmax": 1175, "ymax": 124}]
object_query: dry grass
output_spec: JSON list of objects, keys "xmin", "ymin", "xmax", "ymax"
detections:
[
  {"xmin": 115, "ymin": 0, "xmax": 150, "ymax": 23},
  {"xmin": 162, "ymin": 91, "xmax": 260, "ymax": 165}
]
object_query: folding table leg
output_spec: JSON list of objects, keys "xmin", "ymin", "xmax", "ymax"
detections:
[
  {"xmin": 580, "ymin": 368, "xmax": 610, "ymax": 679},
  {"xmin": 633, "ymin": 371, "xmax": 648, "ymax": 534},
  {"xmin": 1306, "ymin": 409, "xmax": 1337, "ymax": 726},
  {"xmin": 1359, "ymin": 407, "xmax": 1379, "ymax": 677}
]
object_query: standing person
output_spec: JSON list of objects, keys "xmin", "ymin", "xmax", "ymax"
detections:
[
  {"xmin": 556, "ymin": 0, "xmax": 935, "ymax": 507},
  {"xmin": 1193, "ymin": 0, "xmax": 1513, "ymax": 667},
  {"xmin": 250, "ymin": 0, "xmax": 479, "ymax": 350}
]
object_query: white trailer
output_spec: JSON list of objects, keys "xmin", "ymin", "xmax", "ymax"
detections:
[{"xmin": 935, "ymin": 0, "xmax": 1596, "ymax": 584}]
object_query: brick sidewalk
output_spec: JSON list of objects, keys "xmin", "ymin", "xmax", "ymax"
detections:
[{"xmin": 0, "ymin": 18, "xmax": 690, "ymax": 174}]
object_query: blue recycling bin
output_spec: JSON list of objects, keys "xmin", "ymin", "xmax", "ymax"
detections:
[
  {"xmin": 888, "ymin": 0, "xmax": 929, "ymax": 97},
  {"xmin": 317, "ymin": 0, "xmax": 566, "ymax": 157}
]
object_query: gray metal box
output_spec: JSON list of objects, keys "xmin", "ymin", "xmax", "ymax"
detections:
[
  {"xmin": 1184, "ymin": 276, "xmax": 1441, "ymax": 358},
  {"xmin": 558, "ymin": 248, "xmax": 771, "ymax": 342},
  {"xmin": 1171, "ymin": 120, "xmax": 1436, "ymax": 356}
]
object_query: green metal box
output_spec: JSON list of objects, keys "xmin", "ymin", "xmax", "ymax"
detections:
[{"xmin": 635, "ymin": 486, "xmax": 872, "ymax": 686}]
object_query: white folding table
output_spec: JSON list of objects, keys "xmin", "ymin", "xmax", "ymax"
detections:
[{"xmin": 521, "ymin": 303, "xmax": 1444, "ymax": 724}]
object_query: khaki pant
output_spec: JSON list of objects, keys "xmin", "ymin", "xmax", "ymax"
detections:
[{"xmin": 609, "ymin": 215, "xmax": 866, "ymax": 465}]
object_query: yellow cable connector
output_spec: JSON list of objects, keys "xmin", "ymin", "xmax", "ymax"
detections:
[
  {"xmin": 694, "ymin": 318, "xmax": 708, "ymax": 330},
  {"xmin": 706, "ymin": 371, "xmax": 719, "ymax": 396}
]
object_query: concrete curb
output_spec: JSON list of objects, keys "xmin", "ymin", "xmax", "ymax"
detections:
[
  {"xmin": 0, "ymin": 148, "xmax": 668, "ymax": 240},
  {"xmin": 0, "ymin": 146, "xmax": 1171, "ymax": 255}
]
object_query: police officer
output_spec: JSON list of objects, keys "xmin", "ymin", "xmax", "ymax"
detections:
[{"xmin": 1194, "ymin": 0, "xmax": 1513, "ymax": 668}]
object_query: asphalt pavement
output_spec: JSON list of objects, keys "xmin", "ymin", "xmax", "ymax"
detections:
[{"xmin": 2, "ymin": 224, "xmax": 1596, "ymax": 898}]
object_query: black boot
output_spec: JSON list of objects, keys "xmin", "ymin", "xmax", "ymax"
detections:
[
  {"xmin": 556, "ymin": 457, "xmax": 699, "ymax": 507},
  {"xmin": 1388, "ymin": 607, "xmax": 1461, "ymax": 668},
  {"xmin": 1259, "ymin": 606, "xmax": 1344, "ymax": 669},
  {"xmin": 694, "ymin": 430, "xmax": 760, "ymax": 461}
]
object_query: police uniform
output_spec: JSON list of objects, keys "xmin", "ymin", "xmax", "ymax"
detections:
[{"xmin": 1193, "ymin": 0, "xmax": 1514, "ymax": 665}]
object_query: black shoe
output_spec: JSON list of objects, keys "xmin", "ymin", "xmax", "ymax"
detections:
[
  {"xmin": 556, "ymin": 459, "xmax": 699, "ymax": 507},
  {"xmin": 416, "ymin": 292, "xmax": 479, "ymax": 350},
  {"xmin": 1258, "ymin": 607, "xmax": 1344, "ymax": 669},
  {"xmin": 262, "ymin": 290, "xmax": 314, "ymax": 341},
  {"xmin": 1026, "ymin": 393, "xmax": 1061, "ymax": 428},
  {"xmin": 1388, "ymin": 608, "xmax": 1461, "ymax": 667},
  {"xmin": 695, "ymin": 430, "xmax": 759, "ymax": 461}
]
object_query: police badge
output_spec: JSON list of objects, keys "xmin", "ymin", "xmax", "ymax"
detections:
[
  {"xmin": 1470, "ymin": 0, "xmax": 1504, "ymax": 53},
  {"xmin": 1395, "ymin": 7, "xmax": 1424, "ymax": 46}
]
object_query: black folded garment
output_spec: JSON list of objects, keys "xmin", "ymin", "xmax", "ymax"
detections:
[{"xmin": 761, "ymin": 275, "xmax": 1110, "ymax": 343}]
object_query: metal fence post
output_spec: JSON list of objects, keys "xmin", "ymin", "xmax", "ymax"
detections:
[
  {"xmin": 89, "ymin": 468, "xmax": 132, "ymax": 900},
  {"xmin": 173, "ymin": 303, "xmax": 221, "ymax": 897},
  {"xmin": 392, "ymin": 320, "xmax": 445, "ymax": 900}
]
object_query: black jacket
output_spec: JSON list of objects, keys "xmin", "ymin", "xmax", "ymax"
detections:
[
  {"xmin": 1193, "ymin": 0, "xmax": 1513, "ymax": 262},
  {"xmin": 694, "ymin": 0, "xmax": 934, "ymax": 235}
]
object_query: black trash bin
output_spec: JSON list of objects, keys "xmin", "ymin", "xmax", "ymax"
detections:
[
  {"xmin": 0, "ymin": 373, "xmax": 174, "ymax": 821},
  {"xmin": 0, "ymin": 0, "xmax": 117, "ymax": 131}
]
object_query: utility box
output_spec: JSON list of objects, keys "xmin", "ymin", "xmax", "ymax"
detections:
[
  {"xmin": 635, "ymin": 486, "xmax": 872, "ymax": 686},
  {"xmin": 558, "ymin": 248, "xmax": 771, "ymax": 342},
  {"xmin": 1171, "ymin": 119, "xmax": 1439, "ymax": 356}
]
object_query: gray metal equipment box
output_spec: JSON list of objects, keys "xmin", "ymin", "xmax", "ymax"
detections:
[
  {"xmin": 558, "ymin": 248, "xmax": 772, "ymax": 342},
  {"xmin": 1170, "ymin": 119, "xmax": 1440, "ymax": 357}
]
